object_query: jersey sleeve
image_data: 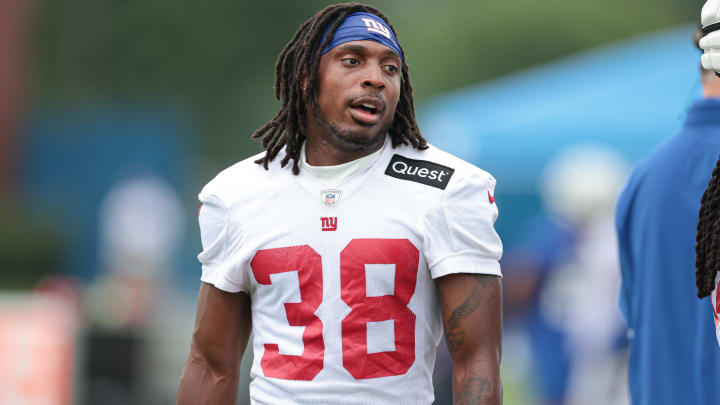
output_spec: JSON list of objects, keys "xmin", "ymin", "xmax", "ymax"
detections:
[
  {"xmin": 197, "ymin": 192, "xmax": 250, "ymax": 293},
  {"xmin": 423, "ymin": 170, "xmax": 503, "ymax": 279}
]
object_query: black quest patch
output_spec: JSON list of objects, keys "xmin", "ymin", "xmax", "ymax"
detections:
[{"xmin": 384, "ymin": 154, "xmax": 455, "ymax": 190}]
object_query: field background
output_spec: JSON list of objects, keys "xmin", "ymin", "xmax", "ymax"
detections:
[{"xmin": 0, "ymin": 1, "xmax": 705, "ymax": 404}]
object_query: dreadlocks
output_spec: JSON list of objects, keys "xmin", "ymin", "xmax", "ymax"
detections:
[
  {"xmin": 251, "ymin": 3, "xmax": 427, "ymax": 174},
  {"xmin": 696, "ymin": 154, "xmax": 720, "ymax": 298}
]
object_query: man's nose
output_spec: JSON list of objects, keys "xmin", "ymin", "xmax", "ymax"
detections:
[{"xmin": 362, "ymin": 64, "xmax": 385, "ymax": 90}]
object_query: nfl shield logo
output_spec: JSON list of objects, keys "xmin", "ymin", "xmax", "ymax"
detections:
[{"xmin": 321, "ymin": 189, "xmax": 341, "ymax": 207}]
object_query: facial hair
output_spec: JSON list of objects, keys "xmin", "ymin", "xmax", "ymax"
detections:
[{"xmin": 311, "ymin": 102, "xmax": 388, "ymax": 152}]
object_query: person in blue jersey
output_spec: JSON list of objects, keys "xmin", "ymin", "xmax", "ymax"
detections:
[{"xmin": 615, "ymin": 29, "xmax": 720, "ymax": 405}]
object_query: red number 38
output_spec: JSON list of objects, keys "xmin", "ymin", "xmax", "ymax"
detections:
[{"xmin": 250, "ymin": 238, "xmax": 419, "ymax": 380}]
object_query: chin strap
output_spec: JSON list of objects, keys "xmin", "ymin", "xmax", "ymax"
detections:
[{"xmin": 703, "ymin": 21, "xmax": 720, "ymax": 36}]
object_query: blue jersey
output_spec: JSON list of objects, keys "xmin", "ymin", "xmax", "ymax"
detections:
[{"xmin": 616, "ymin": 98, "xmax": 720, "ymax": 405}]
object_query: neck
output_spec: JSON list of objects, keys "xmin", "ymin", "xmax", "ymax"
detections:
[
  {"xmin": 304, "ymin": 134, "xmax": 385, "ymax": 166},
  {"xmin": 304, "ymin": 108, "xmax": 386, "ymax": 166}
]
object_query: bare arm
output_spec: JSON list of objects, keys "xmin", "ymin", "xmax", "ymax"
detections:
[
  {"xmin": 436, "ymin": 273, "xmax": 502, "ymax": 405},
  {"xmin": 177, "ymin": 282, "xmax": 252, "ymax": 405}
]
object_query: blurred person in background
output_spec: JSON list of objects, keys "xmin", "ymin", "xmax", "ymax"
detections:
[
  {"xmin": 86, "ymin": 173, "xmax": 184, "ymax": 404},
  {"xmin": 176, "ymin": 3, "xmax": 504, "ymax": 404},
  {"xmin": 94, "ymin": 174, "xmax": 183, "ymax": 329},
  {"xmin": 503, "ymin": 146, "xmax": 629, "ymax": 405},
  {"xmin": 614, "ymin": 28, "xmax": 720, "ymax": 405}
]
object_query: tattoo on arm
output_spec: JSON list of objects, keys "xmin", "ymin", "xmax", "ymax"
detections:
[
  {"xmin": 445, "ymin": 286, "xmax": 482, "ymax": 352},
  {"xmin": 454, "ymin": 376, "xmax": 491, "ymax": 405},
  {"xmin": 438, "ymin": 274, "xmax": 502, "ymax": 404},
  {"xmin": 444, "ymin": 276, "xmax": 493, "ymax": 353}
]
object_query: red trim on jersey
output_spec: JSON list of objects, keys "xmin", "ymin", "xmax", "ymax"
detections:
[{"xmin": 715, "ymin": 280, "xmax": 720, "ymax": 326}]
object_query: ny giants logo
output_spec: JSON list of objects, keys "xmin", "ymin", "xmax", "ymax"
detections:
[
  {"xmin": 321, "ymin": 217, "xmax": 338, "ymax": 231},
  {"xmin": 361, "ymin": 17, "xmax": 390, "ymax": 39}
]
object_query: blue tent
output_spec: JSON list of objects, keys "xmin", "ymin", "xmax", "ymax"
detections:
[{"xmin": 419, "ymin": 25, "xmax": 701, "ymax": 247}]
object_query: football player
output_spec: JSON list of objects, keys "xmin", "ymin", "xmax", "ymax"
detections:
[
  {"xmin": 177, "ymin": 3, "xmax": 503, "ymax": 405},
  {"xmin": 696, "ymin": 158, "xmax": 720, "ymax": 350},
  {"xmin": 699, "ymin": 0, "xmax": 720, "ymax": 350}
]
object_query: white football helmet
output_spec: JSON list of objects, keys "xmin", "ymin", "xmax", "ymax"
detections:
[{"xmin": 701, "ymin": 0, "xmax": 720, "ymax": 72}]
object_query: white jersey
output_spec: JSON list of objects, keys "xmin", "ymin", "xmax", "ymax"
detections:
[{"xmin": 196, "ymin": 138, "xmax": 503, "ymax": 405}]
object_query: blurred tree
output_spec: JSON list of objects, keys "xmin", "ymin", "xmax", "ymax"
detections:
[
  {"xmin": 0, "ymin": 0, "xmax": 30, "ymax": 194},
  {"xmin": 0, "ymin": 199, "xmax": 64, "ymax": 289}
]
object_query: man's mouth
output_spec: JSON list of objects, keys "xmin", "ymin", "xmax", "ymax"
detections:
[
  {"xmin": 356, "ymin": 104, "xmax": 377, "ymax": 114},
  {"xmin": 349, "ymin": 96, "xmax": 384, "ymax": 124}
]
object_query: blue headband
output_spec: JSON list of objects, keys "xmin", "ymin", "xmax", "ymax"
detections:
[{"xmin": 321, "ymin": 12, "xmax": 404, "ymax": 64}]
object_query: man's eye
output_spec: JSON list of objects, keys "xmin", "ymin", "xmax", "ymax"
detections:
[
  {"xmin": 342, "ymin": 58, "xmax": 359, "ymax": 65},
  {"xmin": 385, "ymin": 65, "xmax": 399, "ymax": 73}
]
